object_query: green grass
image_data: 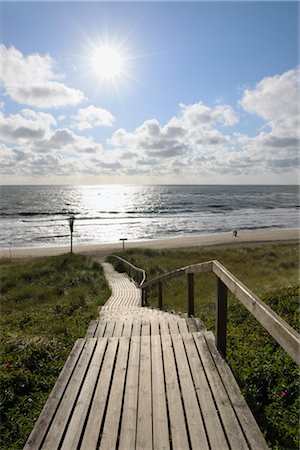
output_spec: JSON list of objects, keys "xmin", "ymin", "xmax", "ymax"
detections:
[
  {"xmin": 0, "ymin": 253, "xmax": 110, "ymax": 450},
  {"xmin": 109, "ymin": 242, "xmax": 299, "ymax": 449}
]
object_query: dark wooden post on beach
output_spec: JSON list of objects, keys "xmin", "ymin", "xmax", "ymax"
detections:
[
  {"xmin": 158, "ymin": 281, "xmax": 163, "ymax": 310},
  {"xmin": 68, "ymin": 216, "xmax": 75, "ymax": 254},
  {"xmin": 187, "ymin": 273, "xmax": 194, "ymax": 316},
  {"xmin": 120, "ymin": 238, "xmax": 128, "ymax": 252},
  {"xmin": 216, "ymin": 278, "xmax": 228, "ymax": 358}
]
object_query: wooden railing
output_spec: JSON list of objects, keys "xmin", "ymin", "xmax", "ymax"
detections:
[
  {"xmin": 141, "ymin": 260, "xmax": 300, "ymax": 365},
  {"xmin": 107, "ymin": 255, "xmax": 147, "ymax": 287}
]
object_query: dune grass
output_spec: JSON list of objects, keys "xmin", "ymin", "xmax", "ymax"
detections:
[
  {"xmin": 0, "ymin": 253, "xmax": 110, "ymax": 450},
  {"xmin": 110, "ymin": 241, "xmax": 299, "ymax": 449}
]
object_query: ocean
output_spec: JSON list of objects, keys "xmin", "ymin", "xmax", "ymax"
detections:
[{"xmin": 0, "ymin": 185, "xmax": 298, "ymax": 249}]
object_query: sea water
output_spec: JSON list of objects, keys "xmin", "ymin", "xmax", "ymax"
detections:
[{"xmin": 0, "ymin": 185, "xmax": 298, "ymax": 249}]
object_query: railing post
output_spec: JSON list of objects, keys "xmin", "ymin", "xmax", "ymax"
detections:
[
  {"xmin": 187, "ymin": 273, "xmax": 194, "ymax": 316},
  {"xmin": 158, "ymin": 281, "xmax": 163, "ymax": 310},
  {"xmin": 144, "ymin": 287, "xmax": 148, "ymax": 307},
  {"xmin": 216, "ymin": 277, "xmax": 228, "ymax": 358}
]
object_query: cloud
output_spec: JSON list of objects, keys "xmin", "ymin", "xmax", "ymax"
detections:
[
  {"xmin": 108, "ymin": 101, "xmax": 237, "ymax": 162},
  {"xmin": 33, "ymin": 128, "xmax": 103, "ymax": 154},
  {"xmin": 0, "ymin": 45, "xmax": 84, "ymax": 108},
  {"xmin": 1, "ymin": 109, "xmax": 56, "ymax": 144},
  {"xmin": 239, "ymin": 67, "xmax": 299, "ymax": 122},
  {"xmin": 71, "ymin": 105, "xmax": 115, "ymax": 130}
]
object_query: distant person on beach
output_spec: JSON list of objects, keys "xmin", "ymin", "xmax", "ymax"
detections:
[{"xmin": 233, "ymin": 229, "xmax": 238, "ymax": 237}]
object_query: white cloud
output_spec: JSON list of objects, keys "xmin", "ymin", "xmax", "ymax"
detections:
[
  {"xmin": 108, "ymin": 101, "xmax": 238, "ymax": 162},
  {"xmin": 71, "ymin": 105, "xmax": 115, "ymax": 130},
  {"xmin": 0, "ymin": 45, "xmax": 84, "ymax": 108},
  {"xmin": 0, "ymin": 109, "xmax": 56, "ymax": 144},
  {"xmin": 239, "ymin": 67, "xmax": 299, "ymax": 122}
]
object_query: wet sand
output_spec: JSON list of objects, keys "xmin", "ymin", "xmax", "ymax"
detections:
[{"xmin": 0, "ymin": 228, "xmax": 298, "ymax": 260}]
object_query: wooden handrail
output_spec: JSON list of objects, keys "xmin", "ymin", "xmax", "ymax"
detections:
[
  {"xmin": 141, "ymin": 259, "xmax": 299, "ymax": 365},
  {"xmin": 107, "ymin": 255, "xmax": 147, "ymax": 286}
]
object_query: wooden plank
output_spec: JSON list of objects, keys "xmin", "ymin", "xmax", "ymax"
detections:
[
  {"xmin": 42, "ymin": 339, "xmax": 98, "ymax": 450},
  {"xmin": 193, "ymin": 332, "xmax": 249, "ymax": 449},
  {"xmin": 151, "ymin": 334, "xmax": 170, "ymax": 450},
  {"xmin": 161, "ymin": 334, "xmax": 189, "ymax": 450},
  {"xmin": 122, "ymin": 319, "xmax": 133, "ymax": 337},
  {"xmin": 136, "ymin": 335, "xmax": 152, "ymax": 449},
  {"xmin": 104, "ymin": 320, "xmax": 116, "ymax": 337},
  {"xmin": 185, "ymin": 260, "xmax": 214, "ymax": 274},
  {"xmin": 94, "ymin": 321, "xmax": 107, "ymax": 338},
  {"xmin": 80, "ymin": 338, "xmax": 118, "ymax": 449},
  {"xmin": 186, "ymin": 317, "xmax": 198, "ymax": 333},
  {"xmin": 172, "ymin": 334, "xmax": 209, "ymax": 449},
  {"xmin": 141, "ymin": 320, "xmax": 150, "ymax": 336},
  {"xmin": 168, "ymin": 319, "xmax": 179, "ymax": 335},
  {"xmin": 60, "ymin": 339, "xmax": 108, "ymax": 450},
  {"xmin": 24, "ymin": 339, "xmax": 86, "ymax": 450},
  {"xmin": 178, "ymin": 318, "xmax": 189, "ymax": 334},
  {"xmin": 213, "ymin": 260, "xmax": 300, "ymax": 365},
  {"xmin": 205, "ymin": 332, "xmax": 269, "ymax": 449},
  {"xmin": 150, "ymin": 319, "xmax": 160, "ymax": 336},
  {"xmin": 85, "ymin": 320, "xmax": 98, "ymax": 338},
  {"xmin": 132, "ymin": 319, "xmax": 141, "ymax": 336},
  {"xmin": 159, "ymin": 319, "xmax": 169, "ymax": 335},
  {"xmin": 119, "ymin": 336, "xmax": 141, "ymax": 449},
  {"xmin": 113, "ymin": 320, "xmax": 124, "ymax": 337},
  {"xmin": 100, "ymin": 338, "xmax": 130, "ymax": 449},
  {"xmin": 182, "ymin": 333, "xmax": 229, "ymax": 449}
]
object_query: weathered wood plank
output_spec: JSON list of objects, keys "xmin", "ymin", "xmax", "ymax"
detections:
[
  {"xmin": 94, "ymin": 321, "xmax": 107, "ymax": 338},
  {"xmin": 132, "ymin": 319, "xmax": 141, "ymax": 336},
  {"xmin": 113, "ymin": 319, "xmax": 124, "ymax": 337},
  {"xmin": 136, "ymin": 335, "xmax": 152, "ymax": 449},
  {"xmin": 161, "ymin": 334, "xmax": 189, "ymax": 450},
  {"xmin": 182, "ymin": 333, "xmax": 229, "ymax": 449},
  {"xmin": 60, "ymin": 339, "xmax": 107, "ymax": 450},
  {"xmin": 193, "ymin": 332, "xmax": 249, "ymax": 449},
  {"xmin": 85, "ymin": 320, "xmax": 98, "ymax": 338},
  {"xmin": 119, "ymin": 336, "xmax": 141, "ymax": 450},
  {"xmin": 100, "ymin": 338, "xmax": 130, "ymax": 449},
  {"xmin": 80, "ymin": 338, "xmax": 118, "ymax": 449},
  {"xmin": 205, "ymin": 332, "xmax": 269, "ymax": 449},
  {"xmin": 122, "ymin": 319, "xmax": 133, "ymax": 337},
  {"xmin": 186, "ymin": 317, "xmax": 198, "ymax": 333},
  {"xmin": 24, "ymin": 339, "xmax": 86, "ymax": 450},
  {"xmin": 168, "ymin": 319, "xmax": 179, "ymax": 335},
  {"xmin": 178, "ymin": 318, "xmax": 189, "ymax": 334},
  {"xmin": 159, "ymin": 318, "xmax": 169, "ymax": 335},
  {"xmin": 172, "ymin": 334, "xmax": 209, "ymax": 449},
  {"xmin": 141, "ymin": 320, "xmax": 150, "ymax": 336},
  {"xmin": 103, "ymin": 320, "xmax": 116, "ymax": 337},
  {"xmin": 150, "ymin": 319, "xmax": 160, "ymax": 336},
  {"xmin": 151, "ymin": 334, "xmax": 170, "ymax": 450},
  {"xmin": 42, "ymin": 339, "xmax": 98, "ymax": 450}
]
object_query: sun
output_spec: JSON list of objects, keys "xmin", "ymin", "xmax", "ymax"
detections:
[{"xmin": 91, "ymin": 45, "xmax": 124, "ymax": 80}]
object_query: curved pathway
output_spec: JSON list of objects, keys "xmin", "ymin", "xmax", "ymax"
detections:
[{"xmin": 25, "ymin": 262, "xmax": 269, "ymax": 450}]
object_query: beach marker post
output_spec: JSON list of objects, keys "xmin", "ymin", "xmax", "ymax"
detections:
[
  {"xmin": 119, "ymin": 238, "xmax": 128, "ymax": 252},
  {"xmin": 68, "ymin": 215, "xmax": 75, "ymax": 254}
]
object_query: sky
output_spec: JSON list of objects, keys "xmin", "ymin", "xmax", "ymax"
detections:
[{"xmin": 0, "ymin": 1, "xmax": 299, "ymax": 185}]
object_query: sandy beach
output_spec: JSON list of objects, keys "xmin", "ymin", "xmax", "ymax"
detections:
[{"xmin": 1, "ymin": 228, "xmax": 299, "ymax": 260}]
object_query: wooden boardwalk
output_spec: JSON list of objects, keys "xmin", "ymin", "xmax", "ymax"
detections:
[{"xmin": 24, "ymin": 263, "xmax": 269, "ymax": 450}]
